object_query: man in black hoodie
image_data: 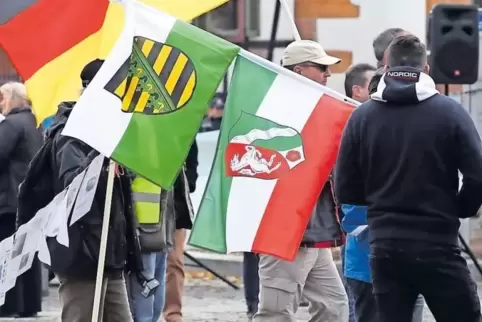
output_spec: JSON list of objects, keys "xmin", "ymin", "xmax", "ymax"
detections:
[
  {"xmin": 45, "ymin": 59, "xmax": 142, "ymax": 321},
  {"xmin": 335, "ymin": 35, "xmax": 482, "ymax": 322}
]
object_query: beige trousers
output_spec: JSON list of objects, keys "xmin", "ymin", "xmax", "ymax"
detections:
[
  {"xmin": 253, "ymin": 248, "xmax": 348, "ymax": 322},
  {"xmin": 163, "ymin": 229, "xmax": 186, "ymax": 322},
  {"xmin": 58, "ymin": 275, "xmax": 132, "ymax": 322}
]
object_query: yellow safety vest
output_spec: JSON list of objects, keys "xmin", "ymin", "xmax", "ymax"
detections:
[{"xmin": 131, "ymin": 177, "xmax": 162, "ymax": 224}]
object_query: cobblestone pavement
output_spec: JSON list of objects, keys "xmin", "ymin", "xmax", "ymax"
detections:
[{"xmin": 20, "ymin": 278, "xmax": 479, "ymax": 322}]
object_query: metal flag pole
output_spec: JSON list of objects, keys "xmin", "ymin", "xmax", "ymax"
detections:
[
  {"xmin": 275, "ymin": 0, "xmax": 358, "ymax": 107},
  {"xmin": 278, "ymin": 0, "xmax": 301, "ymax": 41},
  {"xmin": 91, "ymin": 161, "xmax": 116, "ymax": 322}
]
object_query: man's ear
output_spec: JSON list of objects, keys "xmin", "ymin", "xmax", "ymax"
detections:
[
  {"xmin": 293, "ymin": 65, "xmax": 303, "ymax": 75},
  {"xmin": 352, "ymin": 85, "xmax": 361, "ymax": 99},
  {"xmin": 423, "ymin": 64, "xmax": 430, "ymax": 74}
]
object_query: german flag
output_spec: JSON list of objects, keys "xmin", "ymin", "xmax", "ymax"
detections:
[{"xmin": 0, "ymin": 0, "xmax": 229, "ymax": 124}]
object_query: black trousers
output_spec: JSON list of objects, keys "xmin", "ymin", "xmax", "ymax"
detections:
[
  {"xmin": 0, "ymin": 214, "xmax": 42, "ymax": 316},
  {"xmin": 243, "ymin": 252, "xmax": 260, "ymax": 313},
  {"xmin": 346, "ymin": 278, "xmax": 377, "ymax": 322},
  {"xmin": 370, "ymin": 240, "xmax": 481, "ymax": 322}
]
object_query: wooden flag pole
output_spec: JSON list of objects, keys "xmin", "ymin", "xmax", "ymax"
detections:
[
  {"xmin": 278, "ymin": 0, "xmax": 301, "ymax": 41},
  {"xmin": 91, "ymin": 160, "xmax": 116, "ymax": 322}
]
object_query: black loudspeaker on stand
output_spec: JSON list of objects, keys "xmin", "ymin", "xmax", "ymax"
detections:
[
  {"xmin": 429, "ymin": 3, "xmax": 482, "ymax": 277},
  {"xmin": 428, "ymin": 4, "xmax": 479, "ymax": 84}
]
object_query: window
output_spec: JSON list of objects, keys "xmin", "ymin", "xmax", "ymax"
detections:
[
  {"xmin": 193, "ymin": 0, "xmax": 260, "ymax": 43},
  {"xmin": 206, "ymin": 0, "xmax": 238, "ymax": 31}
]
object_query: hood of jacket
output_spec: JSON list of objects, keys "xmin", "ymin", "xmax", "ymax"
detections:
[
  {"xmin": 45, "ymin": 101, "xmax": 75, "ymax": 139},
  {"xmin": 370, "ymin": 66, "xmax": 439, "ymax": 105}
]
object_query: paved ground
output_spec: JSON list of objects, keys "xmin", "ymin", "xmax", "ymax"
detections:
[{"xmin": 5, "ymin": 277, "xmax": 480, "ymax": 322}]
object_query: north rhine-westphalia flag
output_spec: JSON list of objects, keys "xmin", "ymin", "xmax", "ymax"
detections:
[{"xmin": 189, "ymin": 51, "xmax": 355, "ymax": 261}]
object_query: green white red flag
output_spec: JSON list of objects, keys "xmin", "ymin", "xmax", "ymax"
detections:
[{"xmin": 189, "ymin": 51, "xmax": 354, "ymax": 261}]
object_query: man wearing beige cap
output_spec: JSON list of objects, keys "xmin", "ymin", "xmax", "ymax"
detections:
[
  {"xmin": 253, "ymin": 40, "xmax": 348, "ymax": 322},
  {"xmin": 281, "ymin": 40, "xmax": 340, "ymax": 86}
]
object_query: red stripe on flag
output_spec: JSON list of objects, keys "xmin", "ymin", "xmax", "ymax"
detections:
[
  {"xmin": 251, "ymin": 94, "xmax": 354, "ymax": 261},
  {"xmin": 0, "ymin": 0, "xmax": 109, "ymax": 80}
]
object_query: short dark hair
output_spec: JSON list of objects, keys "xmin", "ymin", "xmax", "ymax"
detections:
[
  {"xmin": 386, "ymin": 35, "xmax": 427, "ymax": 69},
  {"xmin": 368, "ymin": 68, "xmax": 385, "ymax": 95},
  {"xmin": 283, "ymin": 64, "xmax": 296, "ymax": 71},
  {"xmin": 344, "ymin": 63, "xmax": 376, "ymax": 98},
  {"xmin": 373, "ymin": 28, "xmax": 406, "ymax": 66},
  {"xmin": 80, "ymin": 59, "xmax": 105, "ymax": 88}
]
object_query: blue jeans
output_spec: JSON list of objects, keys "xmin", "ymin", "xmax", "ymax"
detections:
[{"xmin": 129, "ymin": 252, "xmax": 167, "ymax": 322}]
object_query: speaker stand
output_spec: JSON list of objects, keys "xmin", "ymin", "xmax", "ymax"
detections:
[
  {"xmin": 184, "ymin": 251, "xmax": 240, "ymax": 290},
  {"xmin": 458, "ymin": 234, "xmax": 482, "ymax": 278},
  {"xmin": 443, "ymin": 83, "xmax": 482, "ymax": 278}
]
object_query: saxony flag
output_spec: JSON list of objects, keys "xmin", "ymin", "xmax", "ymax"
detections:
[
  {"xmin": 189, "ymin": 51, "xmax": 354, "ymax": 261},
  {"xmin": 62, "ymin": 1, "xmax": 239, "ymax": 189},
  {"xmin": 0, "ymin": 0, "xmax": 229, "ymax": 124}
]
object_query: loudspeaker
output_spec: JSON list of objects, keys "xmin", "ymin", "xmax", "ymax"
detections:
[{"xmin": 427, "ymin": 4, "xmax": 479, "ymax": 84}]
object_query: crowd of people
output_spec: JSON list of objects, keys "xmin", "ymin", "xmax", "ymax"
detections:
[
  {"xmin": 0, "ymin": 26, "xmax": 480, "ymax": 322},
  {"xmin": 0, "ymin": 60, "xmax": 197, "ymax": 321}
]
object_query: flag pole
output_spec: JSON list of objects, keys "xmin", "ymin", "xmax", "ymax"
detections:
[
  {"xmin": 276, "ymin": 0, "xmax": 360, "ymax": 106},
  {"xmin": 278, "ymin": 0, "xmax": 301, "ymax": 41},
  {"xmin": 91, "ymin": 160, "xmax": 116, "ymax": 322}
]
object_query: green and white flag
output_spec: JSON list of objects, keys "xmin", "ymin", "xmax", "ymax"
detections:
[{"xmin": 63, "ymin": 1, "xmax": 239, "ymax": 188}]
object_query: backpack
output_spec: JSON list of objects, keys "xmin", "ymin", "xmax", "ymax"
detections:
[
  {"xmin": 17, "ymin": 134, "xmax": 91, "ymax": 276},
  {"xmin": 16, "ymin": 137, "xmax": 55, "ymax": 228}
]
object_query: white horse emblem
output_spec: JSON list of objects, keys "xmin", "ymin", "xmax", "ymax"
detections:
[{"xmin": 230, "ymin": 145, "xmax": 281, "ymax": 177}]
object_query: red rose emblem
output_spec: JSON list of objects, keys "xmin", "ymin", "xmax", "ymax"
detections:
[{"xmin": 286, "ymin": 150, "xmax": 301, "ymax": 162}]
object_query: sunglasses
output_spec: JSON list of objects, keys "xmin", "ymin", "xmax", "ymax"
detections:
[{"xmin": 302, "ymin": 63, "xmax": 329, "ymax": 72}]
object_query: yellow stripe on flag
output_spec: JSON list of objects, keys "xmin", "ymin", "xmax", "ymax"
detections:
[
  {"xmin": 135, "ymin": 92, "xmax": 150, "ymax": 113},
  {"xmin": 178, "ymin": 72, "xmax": 196, "ymax": 107},
  {"xmin": 141, "ymin": 39, "xmax": 155, "ymax": 56},
  {"xmin": 123, "ymin": 76, "xmax": 140, "ymax": 111},
  {"xmin": 153, "ymin": 46, "xmax": 172, "ymax": 74},
  {"xmin": 28, "ymin": 0, "xmax": 229, "ymax": 125},
  {"xmin": 165, "ymin": 54, "xmax": 188, "ymax": 95},
  {"xmin": 115, "ymin": 78, "xmax": 127, "ymax": 97}
]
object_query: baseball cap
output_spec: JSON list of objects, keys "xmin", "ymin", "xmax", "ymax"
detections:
[
  {"xmin": 80, "ymin": 59, "xmax": 105, "ymax": 88},
  {"xmin": 210, "ymin": 97, "xmax": 224, "ymax": 109},
  {"xmin": 282, "ymin": 40, "xmax": 341, "ymax": 67}
]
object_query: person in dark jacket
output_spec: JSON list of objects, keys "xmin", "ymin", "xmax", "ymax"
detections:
[
  {"xmin": 253, "ymin": 40, "xmax": 348, "ymax": 322},
  {"xmin": 199, "ymin": 97, "xmax": 223, "ymax": 133},
  {"xmin": 342, "ymin": 63, "xmax": 376, "ymax": 322},
  {"xmin": 45, "ymin": 59, "xmax": 142, "ymax": 321},
  {"xmin": 164, "ymin": 141, "xmax": 197, "ymax": 322},
  {"xmin": 335, "ymin": 35, "xmax": 482, "ymax": 322},
  {"xmin": 0, "ymin": 82, "xmax": 43, "ymax": 317}
]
